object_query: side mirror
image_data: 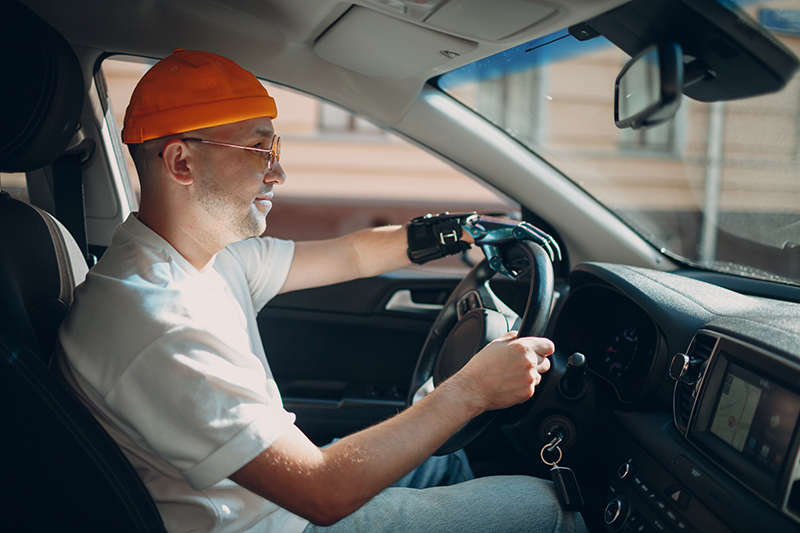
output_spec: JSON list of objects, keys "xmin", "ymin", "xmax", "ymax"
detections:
[{"xmin": 615, "ymin": 42, "xmax": 683, "ymax": 129}]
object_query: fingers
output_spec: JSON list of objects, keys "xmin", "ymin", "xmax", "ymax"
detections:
[
  {"xmin": 462, "ymin": 333, "xmax": 557, "ymax": 410},
  {"xmin": 495, "ymin": 330, "xmax": 518, "ymax": 342},
  {"xmin": 510, "ymin": 336, "xmax": 553, "ymax": 395},
  {"xmin": 494, "ymin": 332, "xmax": 554, "ymax": 367},
  {"xmin": 503, "ymin": 331, "xmax": 554, "ymax": 356},
  {"xmin": 536, "ymin": 351, "xmax": 551, "ymax": 375}
]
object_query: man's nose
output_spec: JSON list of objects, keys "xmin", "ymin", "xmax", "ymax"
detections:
[{"xmin": 265, "ymin": 162, "xmax": 286, "ymax": 185}]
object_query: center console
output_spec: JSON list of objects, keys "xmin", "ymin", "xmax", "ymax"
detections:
[{"xmin": 602, "ymin": 331, "xmax": 800, "ymax": 533}]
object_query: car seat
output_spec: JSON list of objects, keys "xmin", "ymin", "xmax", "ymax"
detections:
[{"xmin": 0, "ymin": 1, "xmax": 166, "ymax": 530}]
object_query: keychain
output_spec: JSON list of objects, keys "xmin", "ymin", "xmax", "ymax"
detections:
[{"xmin": 540, "ymin": 434, "xmax": 585, "ymax": 511}]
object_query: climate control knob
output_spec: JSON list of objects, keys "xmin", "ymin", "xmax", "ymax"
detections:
[
  {"xmin": 604, "ymin": 498, "xmax": 628, "ymax": 531},
  {"xmin": 617, "ymin": 460, "xmax": 632, "ymax": 480}
]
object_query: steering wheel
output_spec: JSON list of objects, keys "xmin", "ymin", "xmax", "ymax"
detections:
[{"xmin": 408, "ymin": 239, "xmax": 555, "ymax": 455}]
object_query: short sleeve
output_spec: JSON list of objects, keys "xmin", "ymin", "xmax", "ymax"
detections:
[{"xmin": 218, "ymin": 236, "xmax": 295, "ymax": 311}]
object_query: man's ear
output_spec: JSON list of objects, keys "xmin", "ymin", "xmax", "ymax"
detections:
[{"xmin": 160, "ymin": 140, "xmax": 194, "ymax": 185}]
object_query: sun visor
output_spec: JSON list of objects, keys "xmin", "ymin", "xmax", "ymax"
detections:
[{"xmin": 313, "ymin": 7, "xmax": 477, "ymax": 80}]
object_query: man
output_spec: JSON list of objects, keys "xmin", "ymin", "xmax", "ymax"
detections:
[{"xmin": 57, "ymin": 49, "xmax": 586, "ymax": 532}]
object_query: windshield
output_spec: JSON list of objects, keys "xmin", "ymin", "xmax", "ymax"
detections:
[{"xmin": 438, "ymin": 1, "xmax": 800, "ymax": 286}]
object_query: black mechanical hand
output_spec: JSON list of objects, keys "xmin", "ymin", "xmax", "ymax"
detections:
[{"xmin": 461, "ymin": 214, "xmax": 562, "ymax": 279}]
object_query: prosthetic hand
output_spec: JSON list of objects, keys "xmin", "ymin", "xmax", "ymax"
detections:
[
  {"xmin": 406, "ymin": 212, "xmax": 561, "ymax": 279},
  {"xmin": 463, "ymin": 214, "xmax": 562, "ymax": 279}
]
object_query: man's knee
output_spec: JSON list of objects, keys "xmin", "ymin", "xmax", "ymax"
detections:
[{"xmin": 451, "ymin": 475, "xmax": 588, "ymax": 533}]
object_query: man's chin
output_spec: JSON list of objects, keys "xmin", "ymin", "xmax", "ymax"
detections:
[
  {"xmin": 251, "ymin": 215, "xmax": 269, "ymax": 238},
  {"xmin": 231, "ymin": 214, "xmax": 268, "ymax": 241}
]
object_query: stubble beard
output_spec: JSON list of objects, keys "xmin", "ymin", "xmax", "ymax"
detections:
[{"xmin": 196, "ymin": 176, "xmax": 267, "ymax": 242}]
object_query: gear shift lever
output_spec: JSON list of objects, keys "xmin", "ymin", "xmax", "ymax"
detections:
[{"xmin": 560, "ymin": 352, "xmax": 587, "ymax": 399}]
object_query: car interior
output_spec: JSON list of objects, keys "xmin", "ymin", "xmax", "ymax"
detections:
[{"xmin": 2, "ymin": 0, "xmax": 800, "ymax": 532}]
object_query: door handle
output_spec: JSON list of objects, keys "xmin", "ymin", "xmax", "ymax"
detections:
[{"xmin": 384, "ymin": 289, "xmax": 443, "ymax": 313}]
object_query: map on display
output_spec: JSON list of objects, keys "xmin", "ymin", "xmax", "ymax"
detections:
[{"xmin": 710, "ymin": 373, "xmax": 762, "ymax": 452}]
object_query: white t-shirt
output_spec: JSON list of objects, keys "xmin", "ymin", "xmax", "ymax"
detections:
[{"xmin": 57, "ymin": 214, "xmax": 309, "ymax": 533}]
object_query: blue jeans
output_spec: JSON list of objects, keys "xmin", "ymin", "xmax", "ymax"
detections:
[{"xmin": 303, "ymin": 451, "xmax": 587, "ymax": 532}]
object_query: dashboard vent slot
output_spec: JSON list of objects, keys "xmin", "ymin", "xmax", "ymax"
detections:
[
  {"xmin": 691, "ymin": 333, "xmax": 716, "ymax": 361},
  {"xmin": 674, "ymin": 333, "xmax": 717, "ymax": 433},
  {"xmin": 676, "ymin": 382, "xmax": 694, "ymax": 431}
]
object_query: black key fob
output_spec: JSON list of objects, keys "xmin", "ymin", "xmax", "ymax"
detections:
[{"xmin": 550, "ymin": 464, "xmax": 585, "ymax": 511}]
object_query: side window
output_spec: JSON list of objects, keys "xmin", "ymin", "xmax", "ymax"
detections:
[
  {"xmin": 318, "ymin": 103, "xmax": 384, "ymax": 136},
  {"xmin": 0, "ymin": 172, "xmax": 29, "ymax": 203},
  {"xmin": 102, "ymin": 58, "xmax": 152, "ymax": 209},
  {"xmin": 102, "ymin": 56, "xmax": 514, "ymax": 267}
]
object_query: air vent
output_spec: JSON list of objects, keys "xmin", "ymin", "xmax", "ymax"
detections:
[
  {"xmin": 691, "ymin": 332, "xmax": 716, "ymax": 361},
  {"xmin": 673, "ymin": 332, "xmax": 717, "ymax": 433},
  {"xmin": 676, "ymin": 382, "xmax": 694, "ymax": 432}
]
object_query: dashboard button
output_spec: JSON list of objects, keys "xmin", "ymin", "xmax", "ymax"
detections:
[
  {"xmin": 673, "ymin": 456, "xmax": 732, "ymax": 507},
  {"xmin": 651, "ymin": 517, "xmax": 667, "ymax": 532},
  {"xmin": 664, "ymin": 483, "xmax": 690, "ymax": 511},
  {"xmin": 674, "ymin": 455, "xmax": 706, "ymax": 484},
  {"xmin": 651, "ymin": 494, "xmax": 667, "ymax": 512},
  {"xmin": 627, "ymin": 511, "xmax": 647, "ymax": 532},
  {"xmin": 636, "ymin": 477, "xmax": 652, "ymax": 496}
]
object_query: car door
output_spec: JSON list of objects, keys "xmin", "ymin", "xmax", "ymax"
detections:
[{"xmin": 259, "ymin": 271, "xmax": 461, "ymax": 445}]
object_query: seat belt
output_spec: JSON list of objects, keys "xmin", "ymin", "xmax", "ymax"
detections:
[{"xmin": 52, "ymin": 153, "xmax": 90, "ymax": 267}]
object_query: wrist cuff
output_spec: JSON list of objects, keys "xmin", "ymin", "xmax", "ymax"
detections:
[{"xmin": 407, "ymin": 213, "xmax": 472, "ymax": 264}]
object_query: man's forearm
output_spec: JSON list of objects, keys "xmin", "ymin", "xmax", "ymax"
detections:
[
  {"xmin": 281, "ymin": 225, "xmax": 409, "ymax": 293},
  {"xmin": 344, "ymin": 224, "xmax": 412, "ymax": 278}
]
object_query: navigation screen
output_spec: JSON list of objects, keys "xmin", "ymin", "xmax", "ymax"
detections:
[
  {"xmin": 710, "ymin": 372, "xmax": 762, "ymax": 452},
  {"xmin": 709, "ymin": 361, "xmax": 800, "ymax": 480}
]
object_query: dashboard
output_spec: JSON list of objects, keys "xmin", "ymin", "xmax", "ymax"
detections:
[{"xmin": 532, "ymin": 263, "xmax": 800, "ymax": 533}]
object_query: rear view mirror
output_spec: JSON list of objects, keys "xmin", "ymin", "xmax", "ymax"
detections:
[{"xmin": 615, "ymin": 42, "xmax": 682, "ymax": 129}]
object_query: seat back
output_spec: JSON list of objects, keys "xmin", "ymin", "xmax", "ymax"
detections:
[
  {"xmin": 0, "ymin": 334, "xmax": 167, "ymax": 531},
  {"xmin": 0, "ymin": 191, "xmax": 88, "ymax": 359},
  {"xmin": 0, "ymin": 1, "xmax": 165, "ymax": 530}
]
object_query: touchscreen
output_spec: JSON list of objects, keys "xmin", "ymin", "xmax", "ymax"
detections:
[{"xmin": 709, "ymin": 361, "xmax": 800, "ymax": 480}]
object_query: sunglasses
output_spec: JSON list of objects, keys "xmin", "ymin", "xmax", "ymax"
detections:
[{"xmin": 159, "ymin": 135, "xmax": 281, "ymax": 171}]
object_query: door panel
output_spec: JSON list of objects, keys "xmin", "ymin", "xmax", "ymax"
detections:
[{"xmin": 258, "ymin": 271, "xmax": 461, "ymax": 444}]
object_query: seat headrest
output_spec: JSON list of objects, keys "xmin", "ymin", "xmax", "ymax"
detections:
[{"xmin": 0, "ymin": 0, "xmax": 84, "ymax": 172}]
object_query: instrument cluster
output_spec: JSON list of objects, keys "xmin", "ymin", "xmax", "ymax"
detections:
[{"xmin": 552, "ymin": 285, "xmax": 660, "ymax": 403}]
